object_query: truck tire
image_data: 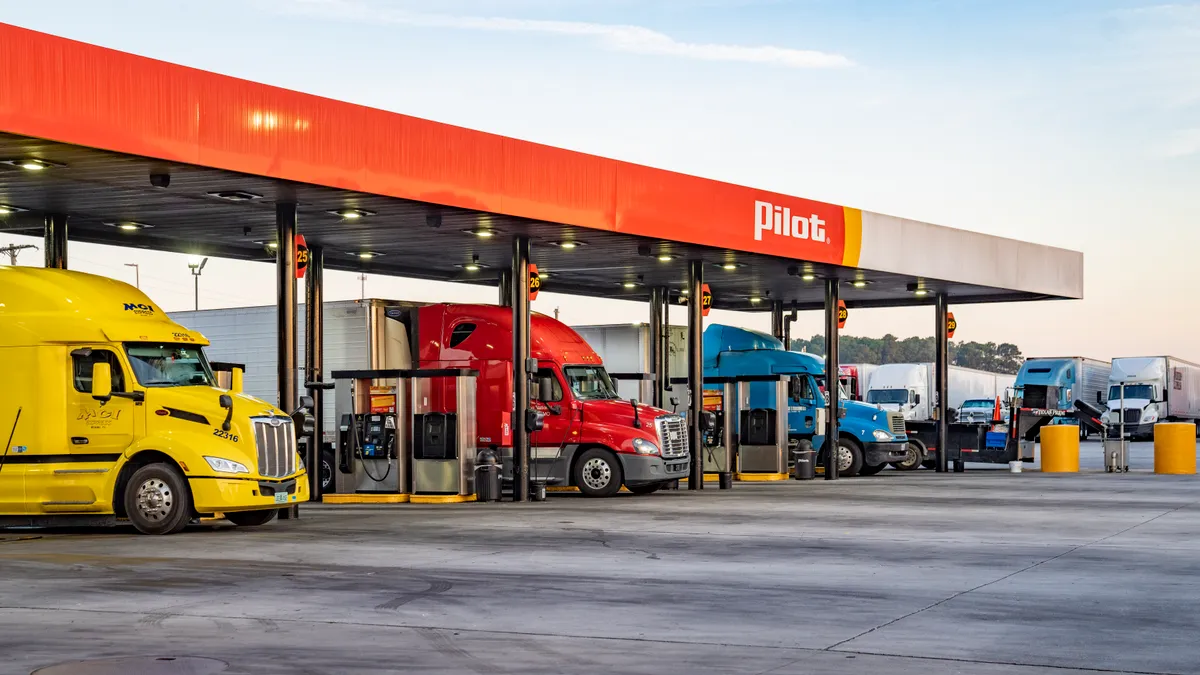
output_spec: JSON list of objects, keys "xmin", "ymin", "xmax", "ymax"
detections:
[
  {"xmin": 124, "ymin": 464, "xmax": 192, "ymax": 535},
  {"xmin": 858, "ymin": 462, "xmax": 886, "ymax": 476},
  {"xmin": 573, "ymin": 448, "xmax": 624, "ymax": 498},
  {"xmin": 921, "ymin": 460, "xmax": 937, "ymax": 470},
  {"xmin": 628, "ymin": 483, "xmax": 662, "ymax": 495},
  {"xmin": 836, "ymin": 437, "xmax": 864, "ymax": 478},
  {"xmin": 891, "ymin": 441, "xmax": 925, "ymax": 471},
  {"xmin": 226, "ymin": 509, "xmax": 278, "ymax": 528}
]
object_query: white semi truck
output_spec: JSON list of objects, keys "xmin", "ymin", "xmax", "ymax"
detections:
[
  {"xmin": 1105, "ymin": 357, "xmax": 1200, "ymax": 439},
  {"xmin": 573, "ymin": 324, "xmax": 689, "ymax": 411},
  {"xmin": 865, "ymin": 363, "xmax": 1015, "ymax": 422}
]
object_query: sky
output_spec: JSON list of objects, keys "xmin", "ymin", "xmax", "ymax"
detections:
[{"xmin": 2, "ymin": 0, "xmax": 1198, "ymax": 360}]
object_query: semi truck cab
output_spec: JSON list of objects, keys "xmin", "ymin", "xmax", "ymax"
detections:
[
  {"xmin": 703, "ymin": 325, "xmax": 907, "ymax": 477},
  {"xmin": 400, "ymin": 303, "xmax": 689, "ymax": 496},
  {"xmin": 0, "ymin": 268, "xmax": 308, "ymax": 534}
]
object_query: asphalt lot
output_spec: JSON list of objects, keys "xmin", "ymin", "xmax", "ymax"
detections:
[{"xmin": 2, "ymin": 440, "xmax": 1198, "ymax": 675}]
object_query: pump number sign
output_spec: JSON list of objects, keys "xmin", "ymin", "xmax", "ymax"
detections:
[
  {"xmin": 837, "ymin": 299, "xmax": 848, "ymax": 329},
  {"xmin": 295, "ymin": 234, "xmax": 308, "ymax": 279},
  {"xmin": 947, "ymin": 312, "xmax": 957, "ymax": 339},
  {"xmin": 701, "ymin": 284, "xmax": 712, "ymax": 317},
  {"xmin": 528, "ymin": 263, "xmax": 541, "ymax": 301}
]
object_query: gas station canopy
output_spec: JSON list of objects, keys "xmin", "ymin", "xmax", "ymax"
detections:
[{"xmin": 0, "ymin": 23, "xmax": 1082, "ymax": 310}]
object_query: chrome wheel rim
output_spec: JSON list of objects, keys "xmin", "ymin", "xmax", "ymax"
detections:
[
  {"xmin": 135, "ymin": 478, "xmax": 174, "ymax": 522},
  {"xmin": 837, "ymin": 445, "xmax": 854, "ymax": 472},
  {"xmin": 903, "ymin": 444, "xmax": 920, "ymax": 468},
  {"xmin": 581, "ymin": 457, "xmax": 612, "ymax": 491}
]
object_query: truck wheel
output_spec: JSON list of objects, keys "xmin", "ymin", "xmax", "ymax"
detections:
[
  {"xmin": 124, "ymin": 464, "xmax": 192, "ymax": 535},
  {"xmin": 858, "ymin": 462, "xmax": 886, "ymax": 476},
  {"xmin": 921, "ymin": 460, "xmax": 938, "ymax": 470},
  {"xmin": 891, "ymin": 441, "xmax": 925, "ymax": 471},
  {"xmin": 320, "ymin": 449, "xmax": 336, "ymax": 494},
  {"xmin": 836, "ymin": 438, "xmax": 864, "ymax": 478},
  {"xmin": 573, "ymin": 448, "xmax": 624, "ymax": 498},
  {"xmin": 226, "ymin": 509, "xmax": 278, "ymax": 527},
  {"xmin": 628, "ymin": 483, "xmax": 661, "ymax": 495}
]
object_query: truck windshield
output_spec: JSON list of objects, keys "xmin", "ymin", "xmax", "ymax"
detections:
[
  {"xmin": 961, "ymin": 400, "xmax": 993, "ymax": 409},
  {"xmin": 1110, "ymin": 384, "xmax": 1153, "ymax": 401},
  {"xmin": 866, "ymin": 389, "xmax": 909, "ymax": 405},
  {"xmin": 814, "ymin": 376, "xmax": 850, "ymax": 400},
  {"xmin": 125, "ymin": 343, "xmax": 215, "ymax": 387},
  {"xmin": 563, "ymin": 366, "xmax": 619, "ymax": 400}
]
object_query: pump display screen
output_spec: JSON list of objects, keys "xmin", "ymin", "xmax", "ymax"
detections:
[
  {"xmin": 563, "ymin": 366, "xmax": 619, "ymax": 400},
  {"xmin": 866, "ymin": 389, "xmax": 909, "ymax": 405},
  {"xmin": 125, "ymin": 343, "xmax": 215, "ymax": 387}
]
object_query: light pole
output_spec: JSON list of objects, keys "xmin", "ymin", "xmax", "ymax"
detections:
[
  {"xmin": 125, "ymin": 263, "xmax": 140, "ymax": 288},
  {"xmin": 187, "ymin": 256, "xmax": 208, "ymax": 310}
]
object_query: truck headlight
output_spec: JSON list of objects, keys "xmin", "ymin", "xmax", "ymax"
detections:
[
  {"xmin": 1144, "ymin": 410, "xmax": 1158, "ymax": 423},
  {"xmin": 204, "ymin": 456, "xmax": 250, "ymax": 474},
  {"xmin": 632, "ymin": 438, "xmax": 660, "ymax": 456},
  {"xmin": 873, "ymin": 429, "xmax": 892, "ymax": 442}
]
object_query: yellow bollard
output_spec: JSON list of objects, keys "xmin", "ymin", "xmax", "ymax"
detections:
[
  {"xmin": 1040, "ymin": 425, "xmax": 1080, "ymax": 473},
  {"xmin": 1154, "ymin": 423, "xmax": 1197, "ymax": 475}
]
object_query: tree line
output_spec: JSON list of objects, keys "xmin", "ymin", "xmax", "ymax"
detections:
[{"xmin": 789, "ymin": 334, "xmax": 1024, "ymax": 374}]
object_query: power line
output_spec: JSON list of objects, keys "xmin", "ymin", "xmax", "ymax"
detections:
[{"xmin": 0, "ymin": 243, "xmax": 37, "ymax": 265}]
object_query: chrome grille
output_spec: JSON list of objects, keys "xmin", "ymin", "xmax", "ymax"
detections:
[
  {"xmin": 656, "ymin": 415, "xmax": 689, "ymax": 459},
  {"xmin": 252, "ymin": 416, "xmax": 297, "ymax": 478},
  {"xmin": 1123, "ymin": 409, "xmax": 1142, "ymax": 425},
  {"xmin": 887, "ymin": 412, "xmax": 907, "ymax": 435}
]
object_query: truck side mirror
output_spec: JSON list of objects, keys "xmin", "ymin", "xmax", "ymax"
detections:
[
  {"xmin": 538, "ymin": 376, "xmax": 556, "ymax": 403},
  {"xmin": 1096, "ymin": 391, "xmax": 1102, "ymax": 404},
  {"xmin": 913, "ymin": 393, "xmax": 921, "ymax": 405},
  {"xmin": 91, "ymin": 362, "xmax": 113, "ymax": 402},
  {"xmin": 298, "ymin": 395, "xmax": 314, "ymax": 411},
  {"xmin": 788, "ymin": 377, "xmax": 802, "ymax": 401},
  {"xmin": 231, "ymin": 366, "xmax": 244, "ymax": 394}
]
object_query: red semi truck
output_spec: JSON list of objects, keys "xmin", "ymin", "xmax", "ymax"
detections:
[{"xmin": 172, "ymin": 299, "xmax": 690, "ymax": 497}]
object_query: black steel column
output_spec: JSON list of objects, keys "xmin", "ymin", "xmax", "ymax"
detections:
[
  {"xmin": 305, "ymin": 246, "xmax": 324, "ymax": 500},
  {"xmin": 511, "ymin": 237, "xmax": 531, "ymax": 502},
  {"xmin": 649, "ymin": 287, "xmax": 665, "ymax": 409},
  {"xmin": 276, "ymin": 202, "xmax": 298, "ymax": 414},
  {"xmin": 687, "ymin": 261, "xmax": 704, "ymax": 490},
  {"xmin": 498, "ymin": 270, "xmax": 512, "ymax": 308},
  {"xmin": 770, "ymin": 301, "xmax": 784, "ymax": 342},
  {"xmin": 44, "ymin": 214, "xmax": 67, "ymax": 269},
  {"xmin": 935, "ymin": 293, "xmax": 950, "ymax": 473},
  {"xmin": 824, "ymin": 279, "xmax": 840, "ymax": 480},
  {"xmin": 783, "ymin": 309, "xmax": 797, "ymax": 351}
]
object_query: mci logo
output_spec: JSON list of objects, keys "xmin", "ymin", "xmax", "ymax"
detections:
[
  {"xmin": 123, "ymin": 302, "xmax": 155, "ymax": 316},
  {"xmin": 754, "ymin": 201, "xmax": 827, "ymax": 244}
]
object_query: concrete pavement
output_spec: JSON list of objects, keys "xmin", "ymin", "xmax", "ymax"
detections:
[{"xmin": 2, "ymin": 449, "xmax": 1199, "ymax": 674}]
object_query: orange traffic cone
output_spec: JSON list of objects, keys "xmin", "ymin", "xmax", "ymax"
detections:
[{"xmin": 990, "ymin": 396, "xmax": 1003, "ymax": 431}]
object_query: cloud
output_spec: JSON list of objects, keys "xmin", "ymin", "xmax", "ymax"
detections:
[
  {"xmin": 1157, "ymin": 128, "xmax": 1200, "ymax": 158},
  {"xmin": 279, "ymin": 0, "xmax": 854, "ymax": 68}
]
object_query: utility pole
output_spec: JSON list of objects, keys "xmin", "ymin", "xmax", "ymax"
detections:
[
  {"xmin": 124, "ymin": 263, "xmax": 140, "ymax": 288},
  {"xmin": 0, "ymin": 243, "xmax": 37, "ymax": 265},
  {"xmin": 554, "ymin": 307, "xmax": 560, "ymax": 321}
]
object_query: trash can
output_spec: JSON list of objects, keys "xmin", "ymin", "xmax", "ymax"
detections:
[
  {"xmin": 792, "ymin": 440, "xmax": 815, "ymax": 481},
  {"xmin": 474, "ymin": 449, "xmax": 502, "ymax": 502}
]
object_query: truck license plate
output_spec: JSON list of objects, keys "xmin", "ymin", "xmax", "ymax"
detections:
[{"xmin": 274, "ymin": 492, "xmax": 289, "ymax": 504}]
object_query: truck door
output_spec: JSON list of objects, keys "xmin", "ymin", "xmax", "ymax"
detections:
[
  {"xmin": 47, "ymin": 348, "xmax": 137, "ymax": 507},
  {"xmin": 530, "ymin": 365, "xmax": 570, "ymax": 481},
  {"xmin": 789, "ymin": 375, "xmax": 818, "ymax": 436}
]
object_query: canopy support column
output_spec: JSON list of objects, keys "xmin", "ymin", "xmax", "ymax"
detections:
[
  {"xmin": 44, "ymin": 214, "xmax": 67, "ymax": 269},
  {"xmin": 649, "ymin": 287, "xmax": 665, "ymax": 409},
  {"xmin": 935, "ymin": 293, "xmax": 950, "ymax": 473},
  {"xmin": 687, "ymin": 261, "xmax": 704, "ymax": 490},
  {"xmin": 511, "ymin": 237, "xmax": 531, "ymax": 502},
  {"xmin": 498, "ymin": 270, "xmax": 512, "ymax": 308},
  {"xmin": 770, "ymin": 301, "xmax": 784, "ymax": 342},
  {"xmin": 824, "ymin": 279, "xmax": 840, "ymax": 480},
  {"xmin": 276, "ymin": 202, "xmax": 298, "ymax": 414},
  {"xmin": 305, "ymin": 245, "xmax": 324, "ymax": 501}
]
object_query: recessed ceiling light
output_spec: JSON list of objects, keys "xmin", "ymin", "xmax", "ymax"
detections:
[
  {"xmin": 657, "ymin": 254, "xmax": 675, "ymax": 262},
  {"xmin": 801, "ymin": 274, "xmax": 816, "ymax": 281},
  {"xmin": 622, "ymin": 281, "xmax": 638, "ymax": 289},
  {"xmin": 681, "ymin": 288, "xmax": 690, "ymax": 295},
  {"xmin": 464, "ymin": 228, "xmax": 497, "ymax": 238},
  {"xmin": 2, "ymin": 158, "xmax": 64, "ymax": 171},
  {"xmin": 549, "ymin": 240, "xmax": 585, "ymax": 249},
  {"xmin": 749, "ymin": 296, "xmax": 762, "ymax": 304},
  {"xmin": 105, "ymin": 221, "xmax": 153, "ymax": 232},
  {"xmin": 851, "ymin": 280, "xmax": 869, "ymax": 288},
  {"xmin": 207, "ymin": 190, "xmax": 263, "ymax": 202},
  {"xmin": 456, "ymin": 262, "xmax": 489, "ymax": 272},
  {"xmin": 329, "ymin": 208, "xmax": 375, "ymax": 219},
  {"xmin": 0, "ymin": 204, "xmax": 28, "ymax": 215},
  {"xmin": 348, "ymin": 251, "xmax": 384, "ymax": 259},
  {"xmin": 913, "ymin": 289, "xmax": 929, "ymax": 296},
  {"xmin": 715, "ymin": 262, "xmax": 746, "ymax": 271}
]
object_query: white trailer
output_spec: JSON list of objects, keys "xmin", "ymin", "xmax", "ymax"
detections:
[
  {"xmin": 1105, "ymin": 356, "xmax": 1200, "ymax": 438},
  {"xmin": 865, "ymin": 363, "xmax": 1015, "ymax": 422},
  {"xmin": 572, "ymin": 324, "xmax": 689, "ymax": 412}
]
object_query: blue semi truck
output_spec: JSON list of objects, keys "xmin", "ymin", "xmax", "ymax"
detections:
[
  {"xmin": 704, "ymin": 325, "xmax": 909, "ymax": 477},
  {"xmin": 1013, "ymin": 357, "xmax": 1110, "ymax": 439}
]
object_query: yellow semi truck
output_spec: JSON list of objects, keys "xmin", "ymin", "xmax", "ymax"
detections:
[{"xmin": 0, "ymin": 267, "xmax": 308, "ymax": 534}]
